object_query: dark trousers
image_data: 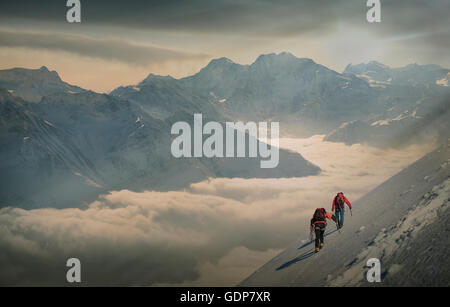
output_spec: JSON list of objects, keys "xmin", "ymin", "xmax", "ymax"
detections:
[{"xmin": 314, "ymin": 224, "xmax": 325, "ymax": 248}]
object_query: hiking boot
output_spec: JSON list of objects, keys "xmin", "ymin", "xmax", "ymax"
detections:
[
  {"xmin": 315, "ymin": 247, "xmax": 320, "ymax": 253},
  {"xmin": 320, "ymin": 242, "xmax": 324, "ymax": 249}
]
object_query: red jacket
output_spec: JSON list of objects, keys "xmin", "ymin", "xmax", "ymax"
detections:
[{"xmin": 332, "ymin": 193, "xmax": 352, "ymax": 211}]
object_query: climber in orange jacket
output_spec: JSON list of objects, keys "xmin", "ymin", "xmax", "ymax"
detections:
[{"xmin": 310, "ymin": 208, "xmax": 337, "ymax": 253}]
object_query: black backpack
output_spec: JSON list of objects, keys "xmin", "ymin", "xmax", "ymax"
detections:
[{"xmin": 313, "ymin": 208, "xmax": 326, "ymax": 221}]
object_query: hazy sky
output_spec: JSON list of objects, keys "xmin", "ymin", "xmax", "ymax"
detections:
[{"xmin": 0, "ymin": 0, "xmax": 449, "ymax": 92}]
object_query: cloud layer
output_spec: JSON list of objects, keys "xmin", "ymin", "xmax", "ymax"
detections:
[
  {"xmin": 0, "ymin": 137, "xmax": 435, "ymax": 285},
  {"xmin": 0, "ymin": 30, "xmax": 208, "ymax": 66},
  {"xmin": 1, "ymin": 1, "xmax": 448, "ymax": 38}
]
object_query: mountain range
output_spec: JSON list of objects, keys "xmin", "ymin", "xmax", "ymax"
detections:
[
  {"xmin": 0, "ymin": 52, "xmax": 449, "ymax": 208},
  {"xmin": 0, "ymin": 60, "xmax": 321, "ymax": 209},
  {"xmin": 112, "ymin": 53, "xmax": 450, "ymax": 140}
]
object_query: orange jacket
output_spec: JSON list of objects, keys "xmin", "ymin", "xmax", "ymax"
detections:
[
  {"xmin": 324, "ymin": 212, "xmax": 334, "ymax": 220},
  {"xmin": 311, "ymin": 211, "xmax": 336, "ymax": 226}
]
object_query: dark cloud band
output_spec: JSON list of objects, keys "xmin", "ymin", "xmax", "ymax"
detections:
[
  {"xmin": 0, "ymin": 29, "xmax": 208, "ymax": 65},
  {"xmin": 0, "ymin": 0, "xmax": 448, "ymax": 36}
]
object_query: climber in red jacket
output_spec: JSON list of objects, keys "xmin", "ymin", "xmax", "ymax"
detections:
[{"xmin": 332, "ymin": 192, "xmax": 352, "ymax": 229}]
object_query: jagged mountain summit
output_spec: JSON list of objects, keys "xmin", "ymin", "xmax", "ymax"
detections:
[
  {"xmin": 0, "ymin": 66, "xmax": 86, "ymax": 102},
  {"xmin": 112, "ymin": 53, "xmax": 450, "ymax": 139},
  {"xmin": 111, "ymin": 72, "xmax": 222, "ymax": 121},
  {"xmin": 179, "ymin": 52, "xmax": 373, "ymax": 126},
  {"xmin": 114, "ymin": 52, "xmax": 374, "ymax": 132}
]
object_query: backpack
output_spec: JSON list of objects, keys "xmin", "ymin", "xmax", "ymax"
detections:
[
  {"xmin": 335, "ymin": 195, "xmax": 345, "ymax": 211},
  {"xmin": 313, "ymin": 208, "xmax": 326, "ymax": 221}
]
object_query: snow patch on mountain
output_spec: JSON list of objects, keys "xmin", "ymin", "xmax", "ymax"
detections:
[
  {"xmin": 72, "ymin": 170, "xmax": 103, "ymax": 188},
  {"xmin": 370, "ymin": 110, "xmax": 423, "ymax": 127},
  {"xmin": 436, "ymin": 72, "xmax": 450, "ymax": 86}
]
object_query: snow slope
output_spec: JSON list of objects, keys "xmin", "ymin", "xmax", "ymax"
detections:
[{"xmin": 240, "ymin": 141, "xmax": 450, "ymax": 286}]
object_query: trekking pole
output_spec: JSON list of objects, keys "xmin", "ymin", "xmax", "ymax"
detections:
[{"xmin": 350, "ymin": 209, "xmax": 353, "ymax": 217}]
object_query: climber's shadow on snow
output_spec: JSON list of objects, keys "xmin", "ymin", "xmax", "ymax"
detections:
[
  {"xmin": 296, "ymin": 228, "xmax": 338, "ymax": 250},
  {"xmin": 276, "ymin": 228, "xmax": 339, "ymax": 271},
  {"xmin": 276, "ymin": 250, "xmax": 315, "ymax": 270}
]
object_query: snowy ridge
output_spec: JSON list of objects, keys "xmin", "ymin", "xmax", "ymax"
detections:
[
  {"xmin": 0, "ymin": 66, "xmax": 85, "ymax": 102},
  {"xmin": 436, "ymin": 72, "xmax": 450, "ymax": 87},
  {"xmin": 330, "ymin": 178, "xmax": 450, "ymax": 286},
  {"xmin": 240, "ymin": 143, "xmax": 450, "ymax": 286}
]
